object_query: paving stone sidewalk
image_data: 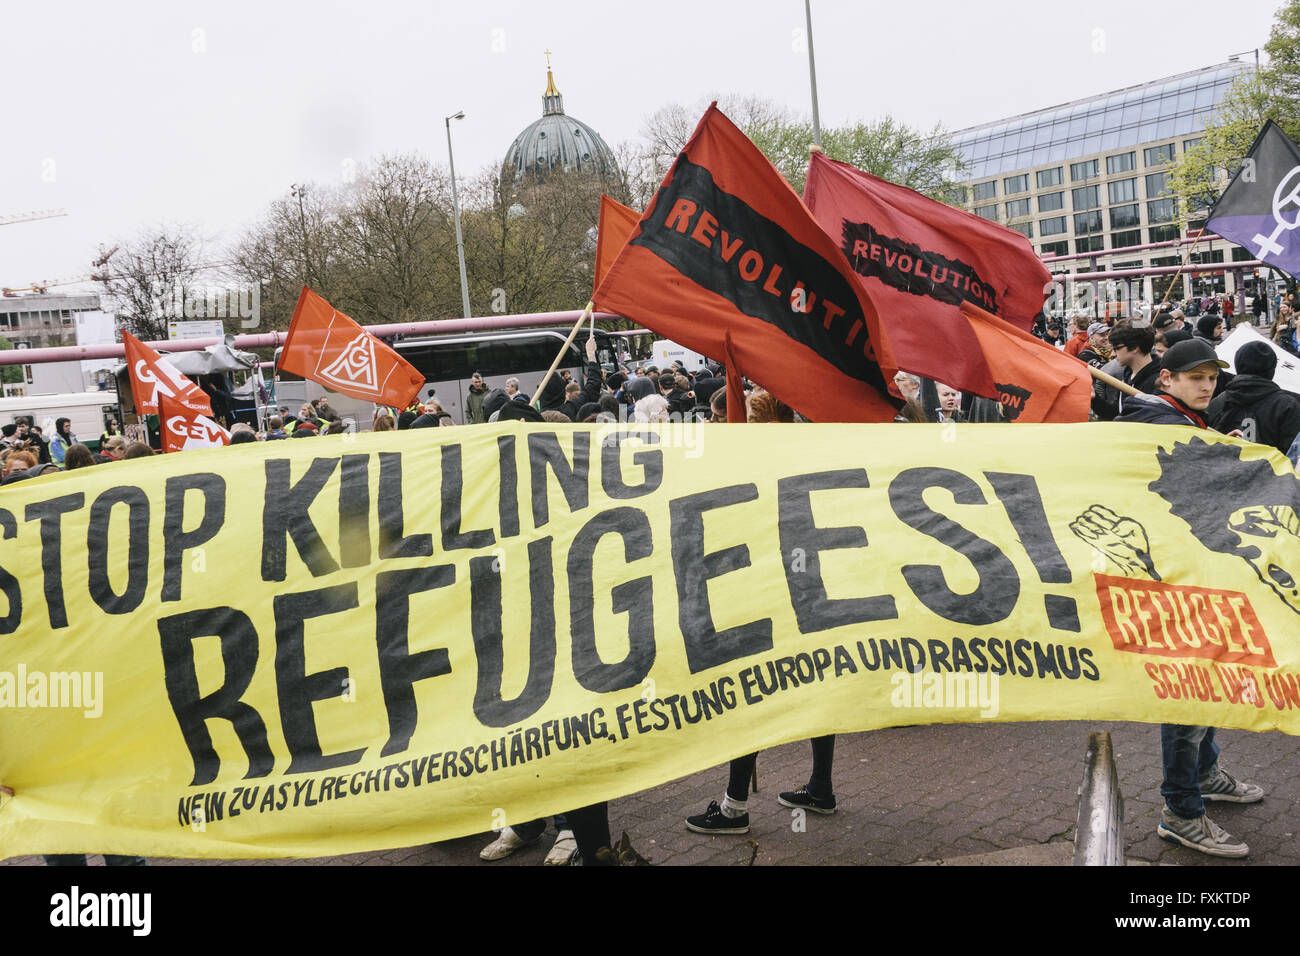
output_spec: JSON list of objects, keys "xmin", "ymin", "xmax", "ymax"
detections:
[{"xmin": 5, "ymin": 719, "xmax": 1295, "ymax": 867}]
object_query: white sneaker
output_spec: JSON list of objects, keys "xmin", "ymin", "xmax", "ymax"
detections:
[
  {"xmin": 479, "ymin": 826, "xmax": 540, "ymax": 861},
  {"xmin": 544, "ymin": 829, "xmax": 577, "ymax": 865},
  {"xmin": 1156, "ymin": 808, "xmax": 1249, "ymax": 858}
]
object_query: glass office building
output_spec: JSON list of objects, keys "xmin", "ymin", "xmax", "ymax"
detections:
[{"xmin": 949, "ymin": 61, "xmax": 1255, "ymax": 304}]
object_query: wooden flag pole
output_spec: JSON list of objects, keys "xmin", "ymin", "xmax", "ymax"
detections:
[
  {"xmin": 532, "ymin": 300, "xmax": 594, "ymax": 405},
  {"xmin": 1150, "ymin": 229, "xmax": 1208, "ymax": 317},
  {"xmin": 1087, "ymin": 363, "xmax": 1140, "ymax": 398}
]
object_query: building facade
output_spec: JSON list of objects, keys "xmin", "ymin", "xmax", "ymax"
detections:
[
  {"xmin": 0, "ymin": 292, "xmax": 116, "ymax": 394},
  {"xmin": 950, "ymin": 61, "xmax": 1260, "ymax": 309}
]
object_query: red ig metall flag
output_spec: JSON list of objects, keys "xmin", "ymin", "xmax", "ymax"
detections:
[
  {"xmin": 279, "ymin": 287, "xmax": 425, "ymax": 409},
  {"xmin": 159, "ymin": 391, "xmax": 229, "ymax": 453},
  {"xmin": 122, "ymin": 331, "xmax": 213, "ymax": 416}
]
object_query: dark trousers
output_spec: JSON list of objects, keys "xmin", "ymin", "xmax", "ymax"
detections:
[{"xmin": 725, "ymin": 735, "xmax": 836, "ymax": 801}]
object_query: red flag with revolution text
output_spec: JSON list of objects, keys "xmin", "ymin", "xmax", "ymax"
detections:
[
  {"xmin": 592, "ymin": 105, "xmax": 899, "ymax": 423},
  {"xmin": 803, "ymin": 152, "xmax": 1054, "ymax": 398},
  {"xmin": 121, "ymin": 331, "xmax": 213, "ymax": 417},
  {"xmin": 279, "ymin": 286, "xmax": 425, "ymax": 409},
  {"xmin": 958, "ymin": 302, "xmax": 1092, "ymax": 423},
  {"xmin": 158, "ymin": 391, "xmax": 229, "ymax": 453}
]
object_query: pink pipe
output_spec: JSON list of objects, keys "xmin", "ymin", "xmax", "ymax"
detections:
[
  {"xmin": 250, "ymin": 326, "xmax": 653, "ymax": 369},
  {"xmin": 0, "ymin": 309, "xmax": 627, "ymax": 366},
  {"xmin": 1041, "ymin": 231, "xmax": 1216, "ymax": 264},
  {"xmin": 1050, "ymin": 261, "xmax": 1262, "ymax": 281}
]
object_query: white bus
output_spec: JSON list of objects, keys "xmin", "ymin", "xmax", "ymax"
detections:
[{"xmin": 274, "ymin": 328, "xmax": 622, "ymax": 427}]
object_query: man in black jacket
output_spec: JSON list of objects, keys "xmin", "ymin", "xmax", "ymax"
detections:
[
  {"xmin": 1206, "ymin": 342, "xmax": 1300, "ymax": 457},
  {"xmin": 1114, "ymin": 338, "xmax": 1264, "ymax": 858},
  {"xmin": 1095, "ymin": 322, "xmax": 1161, "ymax": 420}
]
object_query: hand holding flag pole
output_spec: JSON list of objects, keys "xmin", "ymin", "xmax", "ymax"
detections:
[{"xmin": 531, "ymin": 300, "xmax": 594, "ymax": 406}]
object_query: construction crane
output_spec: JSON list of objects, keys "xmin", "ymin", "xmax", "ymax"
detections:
[
  {"xmin": 0, "ymin": 208, "xmax": 69, "ymax": 227},
  {"xmin": 2, "ymin": 255, "xmax": 237, "ymax": 296}
]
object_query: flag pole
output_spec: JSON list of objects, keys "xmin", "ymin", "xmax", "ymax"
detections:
[
  {"xmin": 1086, "ymin": 364, "xmax": 1140, "ymax": 398},
  {"xmin": 532, "ymin": 300, "xmax": 594, "ymax": 406},
  {"xmin": 1149, "ymin": 229, "xmax": 1208, "ymax": 317}
]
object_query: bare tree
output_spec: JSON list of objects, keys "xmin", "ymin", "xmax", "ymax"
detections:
[
  {"xmin": 230, "ymin": 182, "xmax": 350, "ymax": 331},
  {"xmin": 334, "ymin": 154, "xmax": 461, "ymax": 322},
  {"xmin": 461, "ymin": 166, "xmax": 607, "ymax": 315},
  {"xmin": 93, "ymin": 225, "xmax": 207, "ymax": 341}
]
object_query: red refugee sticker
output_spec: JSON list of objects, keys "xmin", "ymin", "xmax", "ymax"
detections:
[{"xmin": 1094, "ymin": 573, "xmax": 1276, "ymax": 668}]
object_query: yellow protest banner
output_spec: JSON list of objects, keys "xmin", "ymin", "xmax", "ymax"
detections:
[{"xmin": 0, "ymin": 423, "xmax": 1297, "ymax": 859}]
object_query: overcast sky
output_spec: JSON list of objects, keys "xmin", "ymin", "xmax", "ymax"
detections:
[{"xmin": 0, "ymin": 0, "xmax": 1281, "ymax": 296}]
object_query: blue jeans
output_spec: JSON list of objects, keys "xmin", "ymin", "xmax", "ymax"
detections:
[
  {"xmin": 513, "ymin": 815, "xmax": 569, "ymax": 841},
  {"xmin": 1160, "ymin": 724, "xmax": 1220, "ymax": 818}
]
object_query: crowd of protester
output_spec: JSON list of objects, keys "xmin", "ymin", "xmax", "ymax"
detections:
[{"xmin": 1029, "ymin": 290, "xmax": 1300, "ymax": 464}]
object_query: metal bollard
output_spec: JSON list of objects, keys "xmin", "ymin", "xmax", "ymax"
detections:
[{"xmin": 1074, "ymin": 731, "xmax": 1125, "ymax": 866}]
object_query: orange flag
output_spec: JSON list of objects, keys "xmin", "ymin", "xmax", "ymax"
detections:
[
  {"xmin": 280, "ymin": 286, "xmax": 425, "ymax": 408},
  {"xmin": 958, "ymin": 302, "xmax": 1092, "ymax": 423},
  {"xmin": 159, "ymin": 391, "xmax": 229, "ymax": 453},
  {"xmin": 593, "ymin": 195, "xmax": 641, "ymax": 296},
  {"xmin": 122, "ymin": 332, "xmax": 213, "ymax": 417}
]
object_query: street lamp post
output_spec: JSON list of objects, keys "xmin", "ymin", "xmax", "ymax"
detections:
[
  {"xmin": 446, "ymin": 111, "xmax": 471, "ymax": 319},
  {"xmin": 805, "ymin": 0, "xmax": 822, "ymax": 148}
]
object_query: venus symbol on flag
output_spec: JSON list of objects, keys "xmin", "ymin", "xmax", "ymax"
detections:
[{"xmin": 1250, "ymin": 165, "xmax": 1300, "ymax": 259}]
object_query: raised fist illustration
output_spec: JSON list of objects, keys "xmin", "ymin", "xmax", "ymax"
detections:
[{"xmin": 1070, "ymin": 504, "xmax": 1161, "ymax": 581}]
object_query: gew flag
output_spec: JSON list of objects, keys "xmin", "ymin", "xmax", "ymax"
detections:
[{"xmin": 1206, "ymin": 120, "xmax": 1300, "ymax": 279}]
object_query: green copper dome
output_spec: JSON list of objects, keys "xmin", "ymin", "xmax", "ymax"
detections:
[{"xmin": 503, "ymin": 63, "xmax": 617, "ymax": 183}]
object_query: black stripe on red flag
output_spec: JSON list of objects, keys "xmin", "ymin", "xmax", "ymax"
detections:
[{"xmin": 629, "ymin": 156, "xmax": 890, "ymax": 393}]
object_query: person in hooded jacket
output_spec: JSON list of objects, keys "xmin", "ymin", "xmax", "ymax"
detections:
[
  {"xmin": 622, "ymin": 374, "xmax": 656, "ymax": 414},
  {"xmin": 481, "ymin": 387, "xmax": 511, "ymax": 423},
  {"xmin": 1194, "ymin": 314, "xmax": 1224, "ymax": 346},
  {"xmin": 689, "ymin": 375, "xmax": 724, "ymax": 422},
  {"xmin": 1206, "ymin": 342, "xmax": 1300, "ymax": 456}
]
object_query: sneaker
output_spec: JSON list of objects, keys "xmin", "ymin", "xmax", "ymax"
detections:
[
  {"xmin": 543, "ymin": 829, "xmax": 577, "ymax": 866},
  {"xmin": 1199, "ymin": 769, "xmax": 1264, "ymax": 804},
  {"xmin": 776, "ymin": 786, "xmax": 837, "ymax": 814},
  {"xmin": 1156, "ymin": 808, "xmax": 1249, "ymax": 858},
  {"xmin": 685, "ymin": 800, "xmax": 749, "ymax": 835},
  {"xmin": 479, "ymin": 826, "xmax": 541, "ymax": 861}
]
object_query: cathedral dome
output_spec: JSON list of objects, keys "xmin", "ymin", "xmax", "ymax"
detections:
[{"xmin": 503, "ymin": 60, "xmax": 617, "ymax": 183}]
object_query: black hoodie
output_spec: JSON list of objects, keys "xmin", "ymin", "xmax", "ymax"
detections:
[{"xmin": 1206, "ymin": 374, "xmax": 1300, "ymax": 455}]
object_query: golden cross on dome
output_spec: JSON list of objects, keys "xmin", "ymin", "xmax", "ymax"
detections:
[{"xmin": 544, "ymin": 49, "xmax": 552, "ymax": 69}]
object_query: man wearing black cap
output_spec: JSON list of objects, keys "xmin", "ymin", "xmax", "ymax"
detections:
[
  {"xmin": 1207, "ymin": 341, "xmax": 1300, "ymax": 456},
  {"xmin": 1115, "ymin": 339, "xmax": 1228, "ymax": 427},
  {"xmin": 1115, "ymin": 337, "xmax": 1264, "ymax": 857}
]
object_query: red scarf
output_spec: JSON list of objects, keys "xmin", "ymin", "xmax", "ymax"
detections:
[{"xmin": 1154, "ymin": 393, "xmax": 1206, "ymax": 428}]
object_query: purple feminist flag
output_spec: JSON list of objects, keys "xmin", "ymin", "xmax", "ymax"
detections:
[{"xmin": 1206, "ymin": 120, "xmax": 1300, "ymax": 279}]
